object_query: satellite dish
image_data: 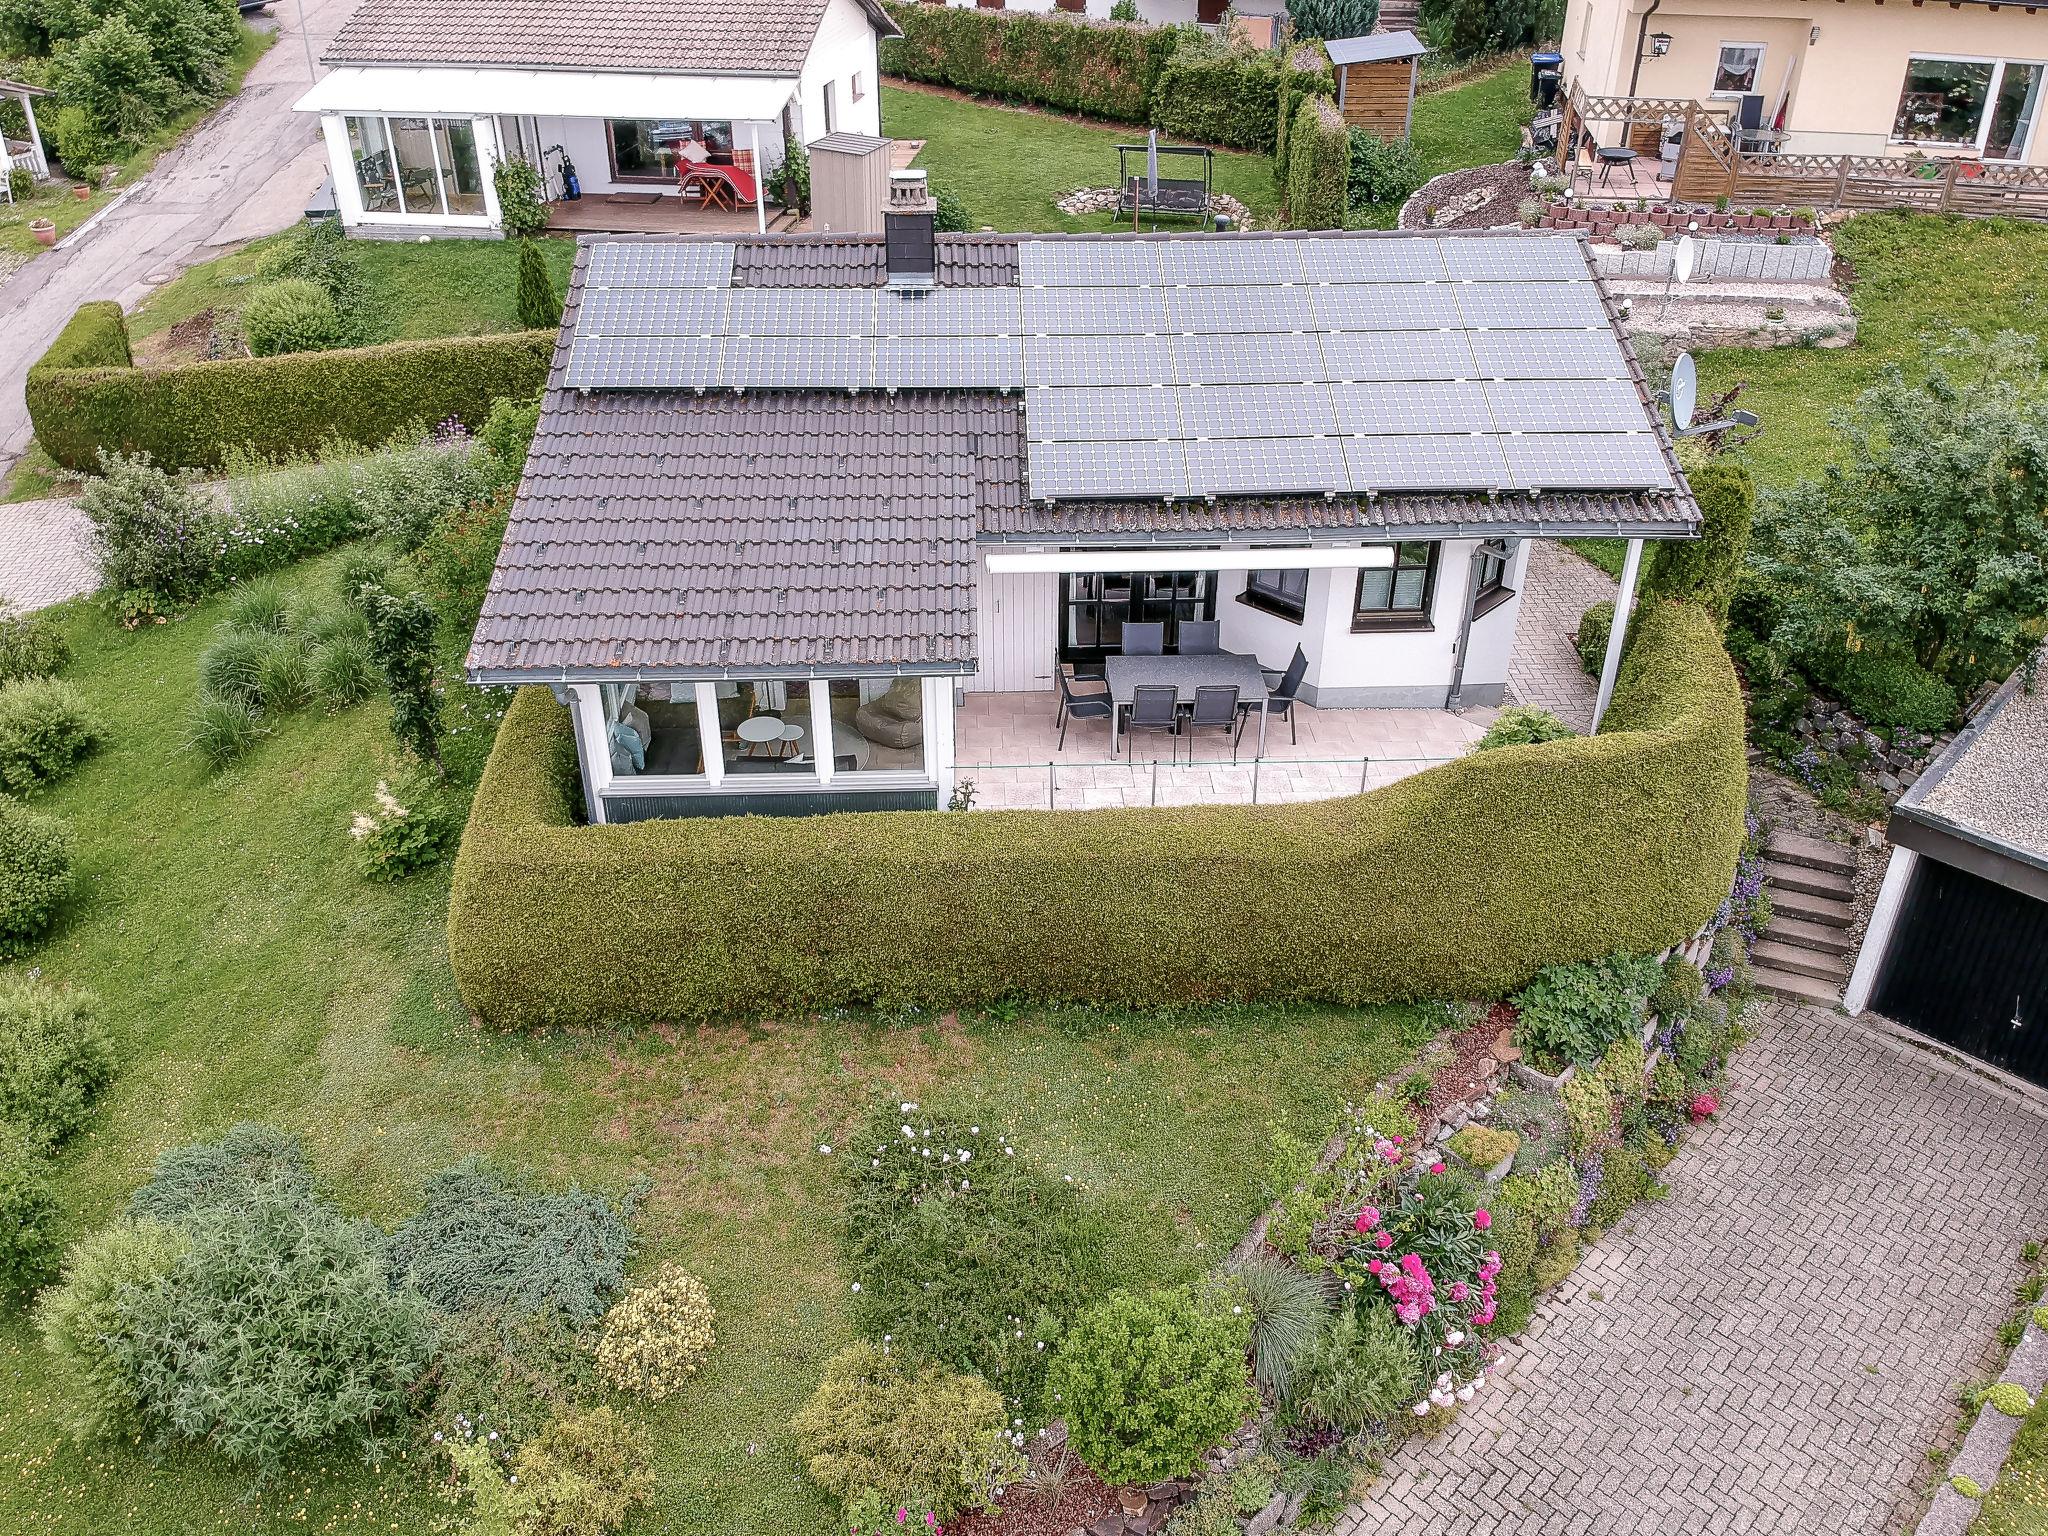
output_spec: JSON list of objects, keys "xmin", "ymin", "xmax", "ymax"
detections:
[
  {"xmin": 1670, "ymin": 351, "xmax": 1698, "ymax": 433},
  {"xmin": 1671, "ymin": 233, "xmax": 1697, "ymax": 286}
]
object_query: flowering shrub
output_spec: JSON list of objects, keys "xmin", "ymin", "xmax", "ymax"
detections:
[
  {"xmin": 349, "ymin": 779, "xmax": 455, "ymax": 881},
  {"xmin": 1511, "ymin": 953, "xmax": 1662, "ymax": 1071},
  {"xmin": 593, "ymin": 1262, "xmax": 715, "ymax": 1401},
  {"xmin": 78, "ymin": 451, "xmax": 228, "ymax": 610},
  {"xmin": 1688, "ymin": 1092, "xmax": 1720, "ymax": 1122}
]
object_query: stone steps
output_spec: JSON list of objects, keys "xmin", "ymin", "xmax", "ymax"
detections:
[
  {"xmin": 1751, "ymin": 939, "xmax": 1848, "ymax": 983},
  {"xmin": 1750, "ymin": 964, "xmax": 1843, "ymax": 1005},
  {"xmin": 1754, "ymin": 843, "xmax": 1859, "ymax": 1005},
  {"xmin": 1766, "ymin": 916, "xmax": 1854, "ymax": 956},
  {"xmin": 1768, "ymin": 884, "xmax": 1855, "ymax": 929},
  {"xmin": 1766, "ymin": 830, "xmax": 1857, "ymax": 877},
  {"xmin": 1761, "ymin": 858, "xmax": 1852, "ymax": 899}
]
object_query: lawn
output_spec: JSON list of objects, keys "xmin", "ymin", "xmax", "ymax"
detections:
[{"xmin": 0, "ymin": 555, "xmax": 1439, "ymax": 1535}]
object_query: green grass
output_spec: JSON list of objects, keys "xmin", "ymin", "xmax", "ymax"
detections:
[
  {"xmin": 1970, "ymin": 1385, "xmax": 2048, "ymax": 1533},
  {"xmin": 128, "ymin": 232, "xmax": 578, "ymax": 348},
  {"xmin": 1347, "ymin": 56, "xmax": 1535, "ymax": 228},
  {"xmin": 0, "ymin": 551, "xmax": 1439, "ymax": 1535},
  {"xmin": 881, "ymin": 84, "xmax": 1281, "ymax": 231},
  {"xmin": 1698, "ymin": 212, "xmax": 2048, "ymax": 491},
  {"xmin": 0, "ymin": 25, "xmax": 273, "ymax": 262}
]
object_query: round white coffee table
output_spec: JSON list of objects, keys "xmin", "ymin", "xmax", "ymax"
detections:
[{"xmin": 736, "ymin": 715, "xmax": 786, "ymax": 756}]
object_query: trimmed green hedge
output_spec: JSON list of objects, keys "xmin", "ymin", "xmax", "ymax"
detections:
[
  {"xmin": 27, "ymin": 306, "xmax": 553, "ymax": 472},
  {"xmin": 449, "ymin": 601, "xmax": 1748, "ymax": 1027},
  {"xmin": 1152, "ymin": 45, "xmax": 1331, "ymax": 154},
  {"xmin": 1285, "ymin": 95, "xmax": 1351, "ymax": 229},
  {"xmin": 880, "ymin": 1, "xmax": 1181, "ymax": 124}
]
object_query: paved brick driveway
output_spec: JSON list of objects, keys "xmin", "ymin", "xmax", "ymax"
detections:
[
  {"xmin": 1507, "ymin": 540, "xmax": 1613, "ymax": 732},
  {"xmin": 0, "ymin": 497, "xmax": 95, "ymax": 614},
  {"xmin": 1339, "ymin": 1004, "xmax": 2048, "ymax": 1536}
]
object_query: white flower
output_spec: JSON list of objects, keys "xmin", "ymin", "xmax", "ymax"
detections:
[
  {"xmin": 901, "ymin": 1102, "xmax": 915, "ymax": 1113},
  {"xmin": 818, "ymin": 1144, "xmax": 832, "ymax": 1155},
  {"xmin": 850, "ymin": 1282, "xmax": 861, "ymax": 1293},
  {"xmin": 1457, "ymin": 1385, "xmax": 1476, "ymax": 1401},
  {"xmin": 958, "ymin": 1150, "xmax": 970, "ymax": 1162},
  {"xmin": 960, "ymin": 1179, "xmax": 970, "ymax": 1190},
  {"xmin": 971, "ymin": 1126, "xmax": 980, "ymax": 1135},
  {"xmin": 902, "ymin": 1125, "xmax": 915, "ymax": 1138},
  {"xmin": 871, "ymin": 1158, "xmax": 879, "ymax": 1168},
  {"xmin": 1004, "ymin": 1146, "xmax": 1014, "ymax": 1156},
  {"xmin": 1446, "ymin": 1330, "xmax": 1465, "ymax": 1347},
  {"xmin": 1412, "ymin": 1402, "xmax": 1431, "ymax": 1416},
  {"xmin": 1232, "ymin": 1305, "xmax": 1242, "ymax": 1315}
]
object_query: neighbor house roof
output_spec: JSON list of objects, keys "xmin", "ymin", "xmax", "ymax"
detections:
[
  {"xmin": 1325, "ymin": 31, "xmax": 1429, "ymax": 66},
  {"xmin": 0, "ymin": 77, "xmax": 52, "ymax": 98},
  {"xmin": 324, "ymin": 0, "xmax": 897, "ymax": 73},
  {"xmin": 1891, "ymin": 655, "xmax": 2048, "ymax": 896},
  {"xmin": 467, "ymin": 230, "xmax": 1697, "ymax": 683}
]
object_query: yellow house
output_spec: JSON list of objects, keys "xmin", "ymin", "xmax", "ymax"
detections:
[{"xmin": 1560, "ymin": 0, "xmax": 2048, "ymax": 165}]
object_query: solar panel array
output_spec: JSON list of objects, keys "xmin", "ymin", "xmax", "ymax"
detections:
[{"xmin": 562, "ymin": 236, "xmax": 1675, "ymax": 499}]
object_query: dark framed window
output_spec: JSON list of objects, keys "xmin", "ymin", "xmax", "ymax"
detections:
[
  {"xmin": 607, "ymin": 119, "xmax": 734, "ymax": 183},
  {"xmin": 1472, "ymin": 539, "xmax": 1518, "ymax": 618},
  {"xmin": 1240, "ymin": 567, "xmax": 1309, "ymax": 623},
  {"xmin": 1352, "ymin": 542, "xmax": 1438, "ymax": 630}
]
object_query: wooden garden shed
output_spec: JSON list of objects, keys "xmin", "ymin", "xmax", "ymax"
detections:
[{"xmin": 1325, "ymin": 31, "xmax": 1427, "ymax": 141}]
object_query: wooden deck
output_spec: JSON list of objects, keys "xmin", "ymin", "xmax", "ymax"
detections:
[{"xmin": 545, "ymin": 193, "xmax": 804, "ymax": 235}]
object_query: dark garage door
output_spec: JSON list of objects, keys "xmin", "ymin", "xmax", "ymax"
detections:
[{"xmin": 1872, "ymin": 856, "xmax": 2048, "ymax": 1088}]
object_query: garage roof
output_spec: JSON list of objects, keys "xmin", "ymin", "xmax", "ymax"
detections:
[{"xmin": 1896, "ymin": 656, "xmax": 2048, "ymax": 876}]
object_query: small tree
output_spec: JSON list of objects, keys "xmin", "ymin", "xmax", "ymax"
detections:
[
  {"xmin": 515, "ymin": 239, "xmax": 561, "ymax": 331},
  {"xmin": 771, "ymin": 134, "xmax": 811, "ymax": 216},
  {"xmin": 1640, "ymin": 458, "xmax": 1754, "ymax": 624},
  {"xmin": 363, "ymin": 591, "xmax": 444, "ymax": 774},
  {"xmin": 1289, "ymin": 0, "xmax": 1380, "ymax": 39},
  {"xmin": 78, "ymin": 451, "xmax": 225, "ymax": 606},
  {"xmin": 493, "ymin": 157, "xmax": 550, "ymax": 239}
]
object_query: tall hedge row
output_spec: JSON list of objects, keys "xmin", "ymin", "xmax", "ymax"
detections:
[
  {"xmin": 26, "ymin": 306, "xmax": 553, "ymax": 472},
  {"xmin": 1284, "ymin": 95, "xmax": 1351, "ymax": 228},
  {"xmin": 448, "ymin": 601, "xmax": 1748, "ymax": 1028},
  {"xmin": 879, "ymin": 1, "xmax": 1331, "ymax": 152}
]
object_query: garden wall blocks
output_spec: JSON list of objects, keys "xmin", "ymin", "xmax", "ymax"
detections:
[{"xmin": 1590, "ymin": 239, "xmax": 1833, "ymax": 284}]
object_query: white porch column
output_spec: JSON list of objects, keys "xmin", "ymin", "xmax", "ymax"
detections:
[
  {"xmin": 22, "ymin": 91, "xmax": 46, "ymax": 177},
  {"xmin": 809, "ymin": 680, "xmax": 836, "ymax": 784},
  {"xmin": 694, "ymin": 682, "xmax": 725, "ymax": 787},
  {"xmin": 474, "ymin": 116, "xmax": 504, "ymax": 229},
  {"xmin": 568, "ymin": 684, "xmax": 610, "ymax": 824},
  {"xmin": 319, "ymin": 114, "xmax": 366, "ymax": 225},
  {"xmin": 924, "ymin": 677, "xmax": 957, "ymax": 807},
  {"xmin": 1845, "ymin": 845, "xmax": 1918, "ymax": 1015},
  {"xmin": 749, "ymin": 121, "xmax": 766, "ymax": 234},
  {"xmin": 1590, "ymin": 536, "xmax": 1644, "ymax": 734}
]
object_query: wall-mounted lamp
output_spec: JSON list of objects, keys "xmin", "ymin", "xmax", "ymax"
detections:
[
  {"xmin": 1648, "ymin": 31, "xmax": 1673, "ymax": 57},
  {"xmin": 1809, "ymin": 23, "xmax": 1821, "ymax": 44}
]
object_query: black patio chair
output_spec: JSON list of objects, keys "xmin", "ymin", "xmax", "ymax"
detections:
[
  {"xmin": 1178, "ymin": 619, "xmax": 1221, "ymax": 655},
  {"xmin": 1054, "ymin": 665, "xmax": 1109, "ymax": 730},
  {"xmin": 1056, "ymin": 670, "xmax": 1114, "ymax": 750},
  {"xmin": 1124, "ymin": 683, "xmax": 1180, "ymax": 760},
  {"xmin": 1240, "ymin": 644, "xmax": 1308, "ymax": 748},
  {"xmin": 1183, "ymin": 684, "xmax": 1240, "ymax": 763},
  {"xmin": 1121, "ymin": 622, "xmax": 1165, "ymax": 656}
]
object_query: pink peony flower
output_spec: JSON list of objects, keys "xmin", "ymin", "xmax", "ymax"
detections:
[
  {"xmin": 1354, "ymin": 1211, "xmax": 1372, "ymax": 1233},
  {"xmin": 1473, "ymin": 1209, "xmax": 1492, "ymax": 1230},
  {"xmin": 1360, "ymin": 1205, "xmax": 1381, "ymax": 1227},
  {"xmin": 1430, "ymin": 1161, "xmax": 1446, "ymax": 1175},
  {"xmin": 1368, "ymin": 1258, "xmax": 1383, "ymax": 1274},
  {"xmin": 1375, "ymin": 1230, "xmax": 1394, "ymax": 1250},
  {"xmin": 1449, "ymin": 1281, "xmax": 1470, "ymax": 1303}
]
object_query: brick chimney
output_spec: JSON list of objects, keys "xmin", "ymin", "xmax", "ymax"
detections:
[{"xmin": 884, "ymin": 169, "xmax": 937, "ymax": 290}]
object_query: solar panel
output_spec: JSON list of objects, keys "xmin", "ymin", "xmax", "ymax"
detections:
[
  {"xmin": 1329, "ymin": 381, "xmax": 1493, "ymax": 437},
  {"xmin": 1021, "ymin": 286, "xmax": 1170, "ymax": 336},
  {"xmin": 723, "ymin": 335, "xmax": 873, "ymax": 389},
  {"xmin": 1172, "ymin": 332, "xmax": 1325, "ymax": 386},
  {"xmin": 1486, "ymin": 378, "xmax": 1649, "ymax": 434},
  {"xmin": 1500, "ymin": 433, "xmax": 1675, "ymax": 491},
  {"xmin": 1017, "ymin": 240, "xmax": 1164, "ymax": 287},
  {"xmin": 1455, "ymin": 284, "xmax": 1611, "ymax": 329},
  {"xmin": 1341, "ymin": 434, "xmax": 1512, "ymax": 492},
  {"xmin": 1026, "ymin": 386, "xmax": 1181, "ymax": 442},
  {"xmin": 1164, "ymin": 284, "xmax": 1316, "ymax": 334},
  {"xmin": 1310, "ymin": 283, "xmax": 1465, "ymax": 331},
  {"xmin": 585, "ymin": 242, "xmax": 735, "ymax": 288},
  {"xmin": 1467, "ymin": 328, "xmax": 1630, "ymax": 379},
  {"xmin": 1184, "ymin": 436, "xmax": 1348, "ymax": 496},
  {"xmin": 563, "ymin": 334, "xmax": 722, "ymax": 390},
  {"xmin": 1318, "ymin": 330, "xmax": 1477, "ymax": 383},
  {"xmin": 728, "ymin": 289, "xmax": 876, "ymax": 336},
  {"xmin": 1176, "ymin": 383, "xmax": 1338, "ymax": 439},
  {"xmin": 1439, "ymin": 239, "xmax": 1590, "ymax": 281},
  {"xmin": 1297, "ymin": 237, "xmax": 1448, "ymax": 283},
  {"xmin": 576, "ymin": 288, "xmax": 728, "ymax": 337},
  {"xmin": 873, "ymin": 288, "xmax": 1023, "ymax": 336},
  {"xmin": 1026, "ymin": 333, "xmax": 1178, "ymax": 387},
  {"xmin": 1029, "ymin": 438, "xmax": 1188, "ymax": 499},
  {"xmin": 1157, "ymin": 238, "xmax": 1306, "ymax": 286},
  {"xmin": 873, "ymin": 335, "xmax": 1025, "ymax": 389}
]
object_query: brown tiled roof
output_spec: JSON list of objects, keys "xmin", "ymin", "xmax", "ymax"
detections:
[
  {"xmin": 325, "ymin": 0, "xmax": 895, "ymax": 72},
  {"xmin": 731, "ymin": 233, "xmax": 1021, "ymax": 288}
]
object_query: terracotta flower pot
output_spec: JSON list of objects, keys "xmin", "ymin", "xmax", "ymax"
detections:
[
  {"xmin": 1116, "ymin": 1487, "xmax": 1149, "ymax": 1517},
  {"xmin": 30, "ymin": 219, "xmax": 55, "ymax": 247},
  {"xmin": 72, "ymin": 183, "xmax": 91, "ymax": 201}
]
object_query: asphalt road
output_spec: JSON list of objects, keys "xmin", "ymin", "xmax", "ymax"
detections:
[{"xmin": 0, "ymin": 0, "xmax": 358, "ymax": 480}]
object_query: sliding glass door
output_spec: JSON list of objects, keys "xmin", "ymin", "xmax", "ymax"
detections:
[{"xmin": 1059, "ymin": 571, "xmax": 1216, "ymax": 666}]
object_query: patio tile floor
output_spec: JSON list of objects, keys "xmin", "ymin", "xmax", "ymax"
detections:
[{"xmin": 955, "ymin": 691, "xmax": 1487, "ymax": 811}]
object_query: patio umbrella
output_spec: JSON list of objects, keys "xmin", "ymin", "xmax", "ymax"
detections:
[{"xmin": 1146, "ymin": 129, "xmax": 1159, "ymax": 201}]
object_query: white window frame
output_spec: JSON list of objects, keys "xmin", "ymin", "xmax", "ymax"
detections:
[
  {"xmin": 1710, "ymin": 43, "xmax": 1766, "ymax": 99},
  {"xmin": 1889, "ymin": 53, "xmax": 2048, "ymax": 162},
  {"xmin": 327, "ymin": 111, "xmax": 500, "ymax": 228},
  {"xmin": 573, "ymin": 676, "xmax": 951, "ymax": 809}
]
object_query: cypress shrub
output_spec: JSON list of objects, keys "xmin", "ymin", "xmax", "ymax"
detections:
[
  {"xmin": 448, "ymin": 601, "xmax": 1747, "ymax": 1028},
  {"xmin": 515, "ymin": 239, "xmax": 561, "ymax": 332},
  {"xmin": 879, "ymin": 1, "xmax": 1181, "ymax": 124},
  {"xmin": 27, "ymin": 306, "xmax": 553, "ymax": 472},
  {"xmin": 1285, "ymin": 95, "xmax": 1350, "ymax": 228}
]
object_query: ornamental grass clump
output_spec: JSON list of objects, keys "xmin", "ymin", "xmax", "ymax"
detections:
[
  {"xmin": 1225, "ymin": 1251, "xmax": 1330, "ymax": 1400},
  {"xmin": 594, "ymin": 1262, "xmax": 715, "ymax": 1401}
]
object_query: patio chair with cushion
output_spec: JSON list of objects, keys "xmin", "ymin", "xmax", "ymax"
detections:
[
  {"xmin": 1122, "ymin": 622, "xmax": 1165, "ymax": 656},
  {"xmin": 1241, "ymin": 644, "xmax": 1308, "ymax": 747},
  {"xmin": 1183, "ymin": 684, "xmax": 1240, "ymax": 762},
  {"xmin": 1056, "ymin": 671, "xmax": 1114, "ymax": 750},
  {"xmin": 1178, "ymin": 619, "xmax": 1221, "ymax": 655},
  {"xmin": 1124, "ymin": 684, "xmax": 1180, "ymax": 759}
]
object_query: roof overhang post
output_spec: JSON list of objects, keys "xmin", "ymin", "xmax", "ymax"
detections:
[
  {"xmin": 1589, "ymin": 535, "xmax": 1644, "ymax": 733},
  {"xmin": 21, "ymin": 89, "xmax": 45, "ymax": 178},
  {"xmin": 750, "ymin": 121, "xmax": 766, "ymax": 234}
]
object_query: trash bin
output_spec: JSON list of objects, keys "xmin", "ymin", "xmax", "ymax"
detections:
[{"xmin": 1531, "ymin": 51, "xmax": 1564, "ymax": 102}]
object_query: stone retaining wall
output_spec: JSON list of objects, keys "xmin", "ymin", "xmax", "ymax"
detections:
[{"xmin": 1592, "ymin": 239, "xmax": 1833, "ymax": 283}]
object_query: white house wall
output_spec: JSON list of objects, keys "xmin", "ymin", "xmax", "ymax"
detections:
[{"xmin": 797, "ymin": 0, "xmax": 886, "ymax": 141}]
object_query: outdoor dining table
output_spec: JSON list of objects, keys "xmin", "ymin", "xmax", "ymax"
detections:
[{"xmin": 1103, "ymin": 651, "xmax": 1272, "ymax": 759}]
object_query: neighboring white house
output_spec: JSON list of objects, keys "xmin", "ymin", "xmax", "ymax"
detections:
[
  {"xmin": 294, "ymin": 0, "xmax": 898, "ymax": 236},
  {"xmin": 466, "ymin": 210, "xmax": 1700, "ymax": 823}
]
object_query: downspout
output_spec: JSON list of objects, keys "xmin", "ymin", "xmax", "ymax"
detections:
[
  {"xmin": 1444, "ymin": 543, "xmax": 1488, "ymax": 712},
  {"xmin": 1628, "ymin": 0, "xmax": 1663, "ymax": 98}
]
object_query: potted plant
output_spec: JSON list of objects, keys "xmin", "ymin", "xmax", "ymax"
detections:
[
  {"xmin": 30, "ymin": 218, "xmax": 55, "ymax": 246},
  {"xmin": 71, "ymin": 180, "xmax": 91, "ymax": 200}
]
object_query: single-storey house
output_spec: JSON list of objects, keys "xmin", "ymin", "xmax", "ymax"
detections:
[
  {"xmin": 466, "ymin": 186, "xmax": 1698, "ymax": 823},
  {"xmin": 293, "ymin": 0, "xmax": 898, "ymax": 236},
  {"xmin": 1, "ymin": 77, "xmax": 51, "ymax": 192},
  {"xmin": 1560, "ymin": 0, "xmax": 2048, "ymax": 164},
  {"xmin": 1847, "ymin": 659, "xmax": 2048, "ymax": 1089}
]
